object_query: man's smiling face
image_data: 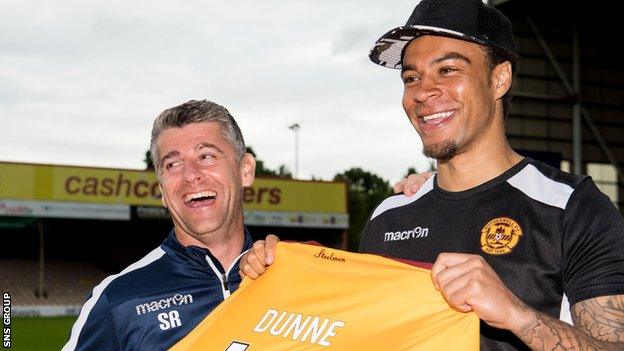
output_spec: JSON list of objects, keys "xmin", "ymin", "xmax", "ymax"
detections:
[
  {"xmin": 156, "ymin": 122, "xmax": 255, "ymax": 243},
  {"xmin": 401, "ymin": 35, "xmax": 500, "ymax": 160}
]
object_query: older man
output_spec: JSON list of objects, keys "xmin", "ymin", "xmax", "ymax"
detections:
[{"xmin": 62, "ymin": 100, "xmax": 256, "ymax": 350}]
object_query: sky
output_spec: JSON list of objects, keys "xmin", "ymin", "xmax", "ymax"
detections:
[{"xmin": 1, "ymin": 0, "xmax": 434, "ymax": 184}]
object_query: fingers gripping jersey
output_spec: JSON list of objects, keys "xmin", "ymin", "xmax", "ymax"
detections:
[{"xmin": 170, "ymin": 242, "xmax": 479, "ymax": 350}]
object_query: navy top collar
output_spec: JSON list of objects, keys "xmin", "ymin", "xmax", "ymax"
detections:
[{"xmin": 161, "ymin": 227, "xmax": 253, "ymax": 272}]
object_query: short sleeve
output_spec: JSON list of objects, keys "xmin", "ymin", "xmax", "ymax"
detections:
[{"xmin": 561, "ymin": 178, "xmax": 624, "ymax": 305}]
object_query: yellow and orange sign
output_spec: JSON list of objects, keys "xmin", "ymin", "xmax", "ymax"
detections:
[{"xmin": 0, "ymin": 162, "xmax": 347, "ymax": 213}]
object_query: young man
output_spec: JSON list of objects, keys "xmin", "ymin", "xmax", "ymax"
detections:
[
  {"xmin": 62, "ymin": 100, "xmax": 256, "ymax": 350},
  {"xmin": 241, "ymin": 0, "xmax": 624, "ymax": 349}
]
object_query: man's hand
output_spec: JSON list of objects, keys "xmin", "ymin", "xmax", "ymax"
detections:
[
  {"xmin": 432, "ymin": 253, "xmax": 624, "ymax": 350},
  {"xmin": 393, "ymin": 172, "xmax": 434, "ymax": 196},
  {"xmin": 239, "ymin": 234, "xmax": 279, "ymax": 279},
  {"xmin": 431, "ymin": 252, "xmax": 529, "ymax": 332}
]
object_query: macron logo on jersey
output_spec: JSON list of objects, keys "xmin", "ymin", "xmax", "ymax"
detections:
[
  {"xmin": 384, "ymin": 226, "xmax": 429, "ymax": 242},
  {"xmin": 135, "ymin": 293, "xmax": 194, "ymax": 316}
]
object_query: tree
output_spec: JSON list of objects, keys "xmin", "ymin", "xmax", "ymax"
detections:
[
  {"xmin": 403, "ymin": 162, "xmax": 436, "ymax": 178},
  {"xmin": 333, "ymin": 168, "xmax": 392, "ymax": 251},
  {"xmin": 427, "ymin": 161, "xmax": 437, "ymax": 172},
  {"xmin": 404, "ymin": 167, "xmax": 417, "ymax": 178},
  {"xmin": 246, "ymin": 146, "xmax": 292, "ymax": 179},
  {"xmin": 144, "ymin": 150, "xmax": 154, "ymax": 170}
]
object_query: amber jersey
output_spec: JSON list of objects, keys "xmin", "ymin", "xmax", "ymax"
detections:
[{"xmin": 170, "ymin": 242, "xmax": 479, "ymax": 351}]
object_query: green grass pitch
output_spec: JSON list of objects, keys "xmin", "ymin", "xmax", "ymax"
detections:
[{"xmin": 9, "ymin": 317, "xmax": 76, "ymax": 351}]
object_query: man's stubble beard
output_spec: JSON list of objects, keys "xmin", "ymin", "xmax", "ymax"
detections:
[{"xmin": 422, "ymin": 140, "xmax": 458, "ymax": 161}]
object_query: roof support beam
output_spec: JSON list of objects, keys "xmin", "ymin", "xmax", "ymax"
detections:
[
  {"xmin": 572, "ymin": 27, "xmax": 582, "ymax": 175},
  {"xmin": 523, "ymin": 10, "xmax": 624, "ymax": 184}
]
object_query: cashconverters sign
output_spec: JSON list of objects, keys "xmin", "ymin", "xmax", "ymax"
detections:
[{"xmin": 0, "ymin": 162, "xmax": 348, "ymax": 228}]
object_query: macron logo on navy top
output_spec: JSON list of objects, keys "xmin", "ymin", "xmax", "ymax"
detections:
[
  {"xmin": 136, "ymin": 293, "xmax": 194, "ymax": 316},
  {"xmin": 384, "ymin": 226, "xmax": 429, "ymax": 242}
]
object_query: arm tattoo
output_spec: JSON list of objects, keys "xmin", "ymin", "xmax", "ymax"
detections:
[
  {"xmin": 572, "ymin": 295, "xmax": 624, "ymax": 343},
  {"xmin": 516, "ymin": 295, "xmax": 624, "ymax": 350}
]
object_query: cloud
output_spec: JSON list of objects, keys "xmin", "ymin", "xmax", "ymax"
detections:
[{"xmin": 0, "ymin": 0, "xmax": 429, "ymax": 182}]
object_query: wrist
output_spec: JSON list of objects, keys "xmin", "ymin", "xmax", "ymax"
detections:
[{"xmin": 507, "ymin": 300, "xmax": 536, "ymax": 335}]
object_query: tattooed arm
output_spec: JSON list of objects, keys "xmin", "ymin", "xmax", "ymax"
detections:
[
  {"xmin": 515, "ymin": 295, "xmax": 624, "ymax": 350},
  {"xmin": 431, "ymin": 253, "xmax": 624, "ymax": 350}
]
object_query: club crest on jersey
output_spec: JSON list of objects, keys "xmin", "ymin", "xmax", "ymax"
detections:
[{"xmin": 480, "ymin": 217, "xmax": 522, "ymax": 255}]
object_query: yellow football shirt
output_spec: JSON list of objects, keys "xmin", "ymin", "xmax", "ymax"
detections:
[{"xmin": 170, "ymin": 242, "xmax": 479, "ymax": 350}]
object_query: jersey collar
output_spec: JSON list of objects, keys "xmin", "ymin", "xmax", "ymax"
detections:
[{"xmin": 161, "ymin": 227, "xmax": 253, "ymax": 272}]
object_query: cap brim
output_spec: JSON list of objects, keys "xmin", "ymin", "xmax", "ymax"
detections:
[{"xmin": 369, "ymin": 25, "xmax": 487, "ymax": 69}]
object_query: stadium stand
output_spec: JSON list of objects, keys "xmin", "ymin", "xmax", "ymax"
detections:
[{"xmin": 0, "ymin": 259, "xmax": 106, "ymax": 306}]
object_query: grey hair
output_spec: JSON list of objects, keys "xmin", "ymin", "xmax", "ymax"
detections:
[{"xmin": 149, "ymin": 99, "xmax": 246, "ymax": 171}]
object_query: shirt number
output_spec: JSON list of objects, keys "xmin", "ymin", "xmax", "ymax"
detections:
[{"xmin": 225, "ymin": 341, "xmax": 250, "ymax": 351}]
